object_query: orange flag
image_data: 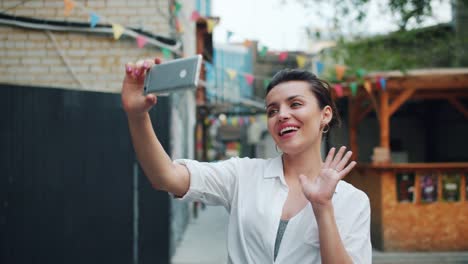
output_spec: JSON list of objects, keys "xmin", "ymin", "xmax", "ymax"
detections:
[
  {"xmin": 364, "ymin": 80, "xmax": 372, "ymax": 93},
  {"xmin": 64, "ymin": 0, "xmax": 75, "ymax": 16},
  {"xmin": 335, "ymin": 65, "xmax": 346, "ymax": 81}
]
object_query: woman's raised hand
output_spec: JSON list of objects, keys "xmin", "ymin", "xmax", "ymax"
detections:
[
  {"xmin": 121, "ymin": 58, "xmax": 160, "ymax": 118},
  {"xmin": 299, "ymin": 146, "xmax": 357, "ymax": 208}
]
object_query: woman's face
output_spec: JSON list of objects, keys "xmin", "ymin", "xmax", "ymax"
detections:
[{"xmin": 265, "ymin": 81, "xmax": 331, "ymax": 155}]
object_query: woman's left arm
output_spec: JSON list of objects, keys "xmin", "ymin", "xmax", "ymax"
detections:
[{"xmin": 299, "ymin": 146, "xmax": 358, "ymax": 264}]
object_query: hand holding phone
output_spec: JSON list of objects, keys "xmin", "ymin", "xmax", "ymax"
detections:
[{"xmin": 144, "ymin": 55, "xmax": 202, "ymax": 95}]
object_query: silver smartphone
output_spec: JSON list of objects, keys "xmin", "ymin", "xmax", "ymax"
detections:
[{"xmin": 143, "ymin": 55, "xmax": 203, "ymax": 94}]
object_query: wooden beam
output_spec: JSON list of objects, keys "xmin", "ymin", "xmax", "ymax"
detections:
[
  {"xmin": 447, "ymin": 98, "xmax": 468, "ymax": 119},
  {"xmin": 389, "ymin": 89, "xmax": 416, "ymax": 117},
  {"xmin": 386, "ymin": 74, "xmax": 468, "ymax": 90},
  {"xmin": 410, "ymin": 92, "xmax": 468, "ymax": 100}
]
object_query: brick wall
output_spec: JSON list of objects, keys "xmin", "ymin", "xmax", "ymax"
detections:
[{"xmin": 0, "ymin": 0, "xmax": 173, "ymax": 93}]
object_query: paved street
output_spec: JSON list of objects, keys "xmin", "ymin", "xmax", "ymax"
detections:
[{"xmin": 171, "ymin": 206, "xmax": 468, "ymax": 264}]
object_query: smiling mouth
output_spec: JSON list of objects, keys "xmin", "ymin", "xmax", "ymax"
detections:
[{"xmin": 279, "ymin": 126, "xmax": 299, "ymax": 136}]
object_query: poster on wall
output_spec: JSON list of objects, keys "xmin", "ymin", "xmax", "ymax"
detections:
[
  {"xmin": 442, "ymin": 173, "xmax": 460, "ymax": 202},
  {"xmin": 420, "ymin": 173, "xmax": 438, "ymax": 203},
  {"xmin": 396, "ymin": 173, "xmax": 415, "ymax": 202}
]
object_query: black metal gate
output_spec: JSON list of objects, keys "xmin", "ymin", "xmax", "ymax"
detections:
[{"xmin": 0, "ymin": 84, "xmax": 171, "ymax": 264}]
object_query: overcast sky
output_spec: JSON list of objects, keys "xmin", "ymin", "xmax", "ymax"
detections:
[{"xmin": 212, "ymin": 0, "xmax": 452, "ymax": 51}]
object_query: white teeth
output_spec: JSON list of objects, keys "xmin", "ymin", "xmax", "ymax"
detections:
[{"xmin": 280, "ymin": 126, "xmax": 299, "ymax": 135}]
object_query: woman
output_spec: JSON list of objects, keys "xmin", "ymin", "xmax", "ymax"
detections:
[{"xmin": 122, "ymin": 58, "xmax": 371, "ymax": 263}]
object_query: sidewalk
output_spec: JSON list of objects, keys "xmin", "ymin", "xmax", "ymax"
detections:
[
  {"xmin": 171, "ymin": 206, "xmax": 468, "ymax": 264},
  {"xmin": 171, "ymin": 205, "xmax": 229, "ymax": 264}
]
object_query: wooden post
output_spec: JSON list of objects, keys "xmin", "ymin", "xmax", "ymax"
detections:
[
  {"xmin": 380, "ymin": 90, "xmax": 390, "ymax": 149},
  {"xmin": 348, "ymin": 96, "xmax": 358, "ymax": 160}
]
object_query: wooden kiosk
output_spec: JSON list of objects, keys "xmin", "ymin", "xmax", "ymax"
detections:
[{"xmin": 342, "ymin": 68, "xmax": 468, "ymax": 251}]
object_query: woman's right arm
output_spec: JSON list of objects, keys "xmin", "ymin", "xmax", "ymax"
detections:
[{"xmin": 122, "ymin": 58, "xmax": 190, "ymax": 197}]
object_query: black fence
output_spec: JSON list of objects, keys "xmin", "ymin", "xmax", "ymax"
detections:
[{"xmin": 0, "ymin": 85, "xmax": 171, "ymax": 264}]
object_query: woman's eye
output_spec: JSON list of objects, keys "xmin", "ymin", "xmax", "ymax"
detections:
[
  {"xmin": 291, "ymin": 102, "xmax": 302, "ymax": 107},
  {"xmin": 267, "ymin": 109, "xmax": 278, "ymax": 117}
]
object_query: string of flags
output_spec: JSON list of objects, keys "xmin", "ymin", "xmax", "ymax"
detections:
[
  {"xmin": 61, "ymin": 0, "xmax": 386, "ymax": 97},
  {"xmin": 62, "ymin": 0, "xmax": 179, "ymax": 55},
  {"xmin": 204, "ymin": 115, "xmax": 266, "ymax": 128}
]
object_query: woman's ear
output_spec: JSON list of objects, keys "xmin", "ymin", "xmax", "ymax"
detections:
[{"xmin": 321, "ymin": 105, "xmax": 333, "ymax": 125}]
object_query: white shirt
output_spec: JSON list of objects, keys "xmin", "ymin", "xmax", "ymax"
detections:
[{"xmin": 175, "ymin": 156, "xmax": 372, "ymax": 264}]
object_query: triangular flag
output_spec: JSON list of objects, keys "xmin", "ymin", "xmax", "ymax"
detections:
[
  {"xmin": 356, "ymin": 68, "xmax": 366, "ymax": 78},
  {"xmin": 226, "ymin": 69, "xmax": 237, "ymax": 80},
  {"xmin": 296, "ymin": 55, "xmax": 306, "ymax": 68},
  {"xmin": 364, "ymin": 80, "xmax": 372, "ymax": 93},
  {"xmin": 335, "ymin": 65, "xmax": 346, "ymax": 81},
  {"xmin": 375, "ymin": 76, "xmax": 382, "ymax": 89},
  {"xmin": 334, "ymin": 84, "xmax": 344, "ymax": 97},
  {"xmin": 259, "ymin": 46, "xmax": 268, "ymax": 57},
  {"xmin": 239, "ymin": 117, "xmax": 244, "ymax": 126},
  {"xmin": 190, "ymin": 10, "xmax": 200, "ymax": 21},
  {"xmin": 162, "ymin": 47, "xmax": 172, "ymax": 59},
  {"xmin": 232, "ymin": 117, "xmax": 238, "ymax": 126},
  {"xmin": 112, "ymin": 24, "xmax": 125, "ymax": 40},
  {"xmin": 64, "ymin": 0, "xmax": 75, "ymax": 16},
  {"xmin": 136, "ymin": 35, "xmax": 148, "ymax": 48},
  {"xmin": 207, "ymin": 19, "xmax": 216, "ymax": 33},
  {"xmin": 244, "ymin": 74, "xmax": 254, "ymax": 85},
  {"xmin": 263, "ymin": 79, "xmax": 270, "ymax": 89},
  {"xmin": 243, "ymin": 39, "xmax": 252, "ymax": 47},
  {"xmin": 175, "ymin": 19, "xmax": 184, "ymax": 33},
  {"xmin": 173, "ymin": 2, "xmax": 182, "ymax": 14},
  {"xmin": 89, "ymin": 12, "xmax": 100, "ymax": 28},
  {"xmin": 379, "ymin": 77, "xmax": 387, "ymax": 91},
  {"xmin": 350, "ymin": 82, "xmax": 358, "ymax": 96},
  {"xmin": 315, "ymin": 61, "xmax": 324, "ymax": 75},
  {"xmin": 227, "ymin": 31, "xmax": 234, "ymax": 41},
  {"xmin": 279, "ymin": 52, "xmax": 288, "ymax": 62}
]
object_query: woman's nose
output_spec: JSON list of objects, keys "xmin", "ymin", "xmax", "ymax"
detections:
[{"xmin": 278, "ymin": 108, "xmax": 290, "ymax": 121}]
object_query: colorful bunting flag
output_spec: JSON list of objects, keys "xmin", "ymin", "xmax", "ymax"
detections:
[
  {"xmin": 296, "ymin": 55, "xmax": 306, "ymax": 68},
  {"xmin": 89, "ymin": 12, "xmax": 100, "ymax": 28},
  {"xmin": 244, "ymin": 74, "xmax": 254, "ymax": 85},
  {"xmin": 162, "ymin": 47, "xmax": 172, "ymax": 59},
  {"xmin": 64, "ymin": 0, "xmax": 75, "ymax": 16},
  {"xmin": 279, "ymin": 52, "xmax": 288, "ymax": 62},
  {"xmin": 190, "ymin": 10, "xmax": 200, "ymax": 21},
  {"xmin": 379, "ymin": 77, "xmax": 387, "ymax": 91},
  {"xmin": 226, "ymin": 69, "xmax": 237, "ymax": 80},
  {"xmin": 207, "ymin": 19, "xmax": 216, "ymax": 33},
  {"xmin": 173, "ymin": 2, "xmax": 182, "ymax": 15},
  {"xmin": 227, "ymin": 31, "xmax": 234, "ymax": 41},
  {"xmin": 175, "ymin": 19, "xmax": 184, "ymax": 33},
  {"xmin": 263, "ymin": 79, "xmax": 270, "ymax": 89},
  {"xmin": 112, "ymin": 23, "xmax": 125, "ymax": 40},
  {"xmin": 315, "ymin": 61, "xmax": 324, "ymax": 75},
  {"xmin": 334, "ymin": 84, "xmax": 344, "ymax": 97},
  {"xmin": 243, "ymin": 40, "xmax": 252, "ymax": 47},
  {"xmin": 136, "ymin": 35, "xmax": 148, "ymax": 48},
  {"xmin": 364, "ymin": 80, "xmax": 372, "ymax": 93},
  {"xmin": 350, "ymin": 82, "xmax": 358, "ymax": 96},
  {"xmin": 259, "ymin": 46, "xmax": 268, "ymax": 57},
  {"xmin": 356, "ymin": 68, "xmax": 366, "ymax": 78},
  {"xmin": 335, "ymin": 65, "xmax": 346, "ymax": 81}
]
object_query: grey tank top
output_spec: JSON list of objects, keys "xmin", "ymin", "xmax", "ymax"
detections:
[{"xmin": 274, "ymin": 219, "xmax": 289, "ymax": 261}]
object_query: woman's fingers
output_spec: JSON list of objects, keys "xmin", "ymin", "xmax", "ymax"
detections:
[
  {"xmin": 323, "ymin": 147, "xmax": 335, "ymax": 168},
  {"xmin": 335, "ymin": 150, "xmax": 353, "ymax": 171},
  {"xmin": 329, "ymin": 146, "xmax": 346, "ymax": 169},
  {"xmin": 338, "ymin": 161, "xmax": 357, "ymax": 179}
]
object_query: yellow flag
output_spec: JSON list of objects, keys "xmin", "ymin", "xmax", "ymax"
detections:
[
  {"xmin": 335, "ymin": 65, "xmax": 346, "ymax": 81},
  {"xmin": 112, "ymin": 24, "xmax": 125, "ymax": 40},
  {"xmin": 64, "ymin": 0, "xmax": 75, "ymax": 16},
  {"xmin": 226, "ymin": 69, "xmax": 237, "ymax": 80},
  {"xmin": 296, "ymin": 55, "xmax": 306, "ymax": 68},
  {"xmin": 207, "ymin": 19, "xmax": 216, "ymax": 33},
  {"xmin": 364, "ymin": 80, "xmax": 372, "ymax": 93}
]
